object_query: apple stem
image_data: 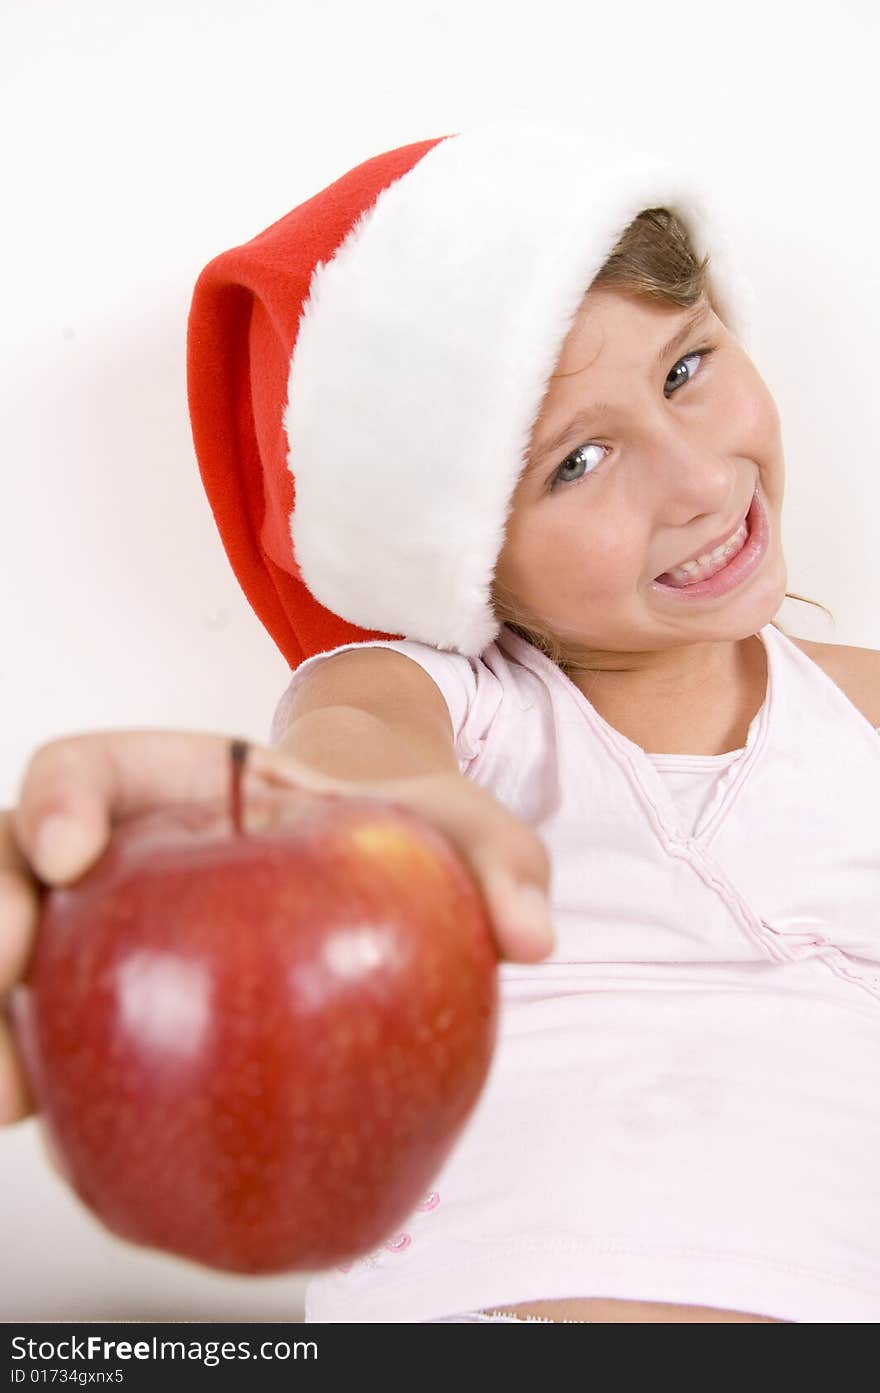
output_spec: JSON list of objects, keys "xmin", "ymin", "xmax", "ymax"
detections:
[{"xmin": 229, "ymin": 739, "xmax": 249, "ymax": 838}]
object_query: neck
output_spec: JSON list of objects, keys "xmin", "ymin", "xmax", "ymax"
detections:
[{"xmin": 565, "ymin": 634, "xmax": 767, "ymax": 756}]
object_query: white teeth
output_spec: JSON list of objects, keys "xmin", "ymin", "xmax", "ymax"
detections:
[{"xmin": 663, "ymin": 519, "xmax": 749, "ymax": 585}]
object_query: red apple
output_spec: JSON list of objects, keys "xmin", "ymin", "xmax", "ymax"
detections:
[{"xmin": 11, "ymin": 743, "xmax": 499, "ymax": 1273}]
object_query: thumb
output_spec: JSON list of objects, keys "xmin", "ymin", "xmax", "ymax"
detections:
[
  {"xmin": 353, "ymin": 771, "xmax": 556, "ymax": 965},
  {"xmin": 453, "ymin": 797, "xmax": 554, "ymax": 963},
  {"xmin": 478, "ymin": 861, "xmax": 556, "ymax": 964}
]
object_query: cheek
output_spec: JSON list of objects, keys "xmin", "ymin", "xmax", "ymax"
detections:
[
  {"xmin": 577, "ymin": 522, "xmax": 644, "ymax": 598},
  {"xmin": 518, "ymin": 506, "xmax": 638, "ymax": 602}
]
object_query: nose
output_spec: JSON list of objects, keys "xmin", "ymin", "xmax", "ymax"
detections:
[{"xmin": 637, "ymin": 416, "xmax": 738, "ymax": 525}]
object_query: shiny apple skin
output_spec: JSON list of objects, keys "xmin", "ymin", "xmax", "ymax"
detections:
[{"xmin": 12, "ymin": 794, "xmax": 499, "ymax": 1274}]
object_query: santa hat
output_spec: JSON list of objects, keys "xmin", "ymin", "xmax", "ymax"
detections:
[{"xmin": 186, "ymin": 117, "xmax": 755, "ymax": 669}]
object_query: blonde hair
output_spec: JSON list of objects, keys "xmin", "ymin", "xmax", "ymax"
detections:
[{"xmin": 490, "ymin": 208, "xmax": 831, "ymax": 675}]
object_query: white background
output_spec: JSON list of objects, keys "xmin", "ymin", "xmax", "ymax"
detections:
[{"xmin": 1, "ymin": 0, "xmax": 878, "ymax": 1321}]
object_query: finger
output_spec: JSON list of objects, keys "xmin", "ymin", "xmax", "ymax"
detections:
[
  {"xmin": 479, "ymin": 866, "xmax": 556, "ymax": 963},
  {"xmin": 367, "ymin": 773, "xmax": 556, "ymax": 964},
  {"xmin": 243, "ymin": 744, "xmax": 365, "ymax": 799},
  {"xmin": 0, "ymin": 1010, "xmax": 34, "ymax": 1125},
  {"xmin": 11, "ymin": 731, "xmax": 275, "ymax": 887},
  {"xmin": 0, "ymin": 811, "xmax": 42, "ymax": 992}
]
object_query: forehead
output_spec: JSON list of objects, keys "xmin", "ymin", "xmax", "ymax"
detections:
[
  {"xmin": 550, "ymin": 288, "xmax": 712, "ymax": 382},
  {"xmin": 533, "ymin": 292, "xmax": 713, "ymax": 425}
]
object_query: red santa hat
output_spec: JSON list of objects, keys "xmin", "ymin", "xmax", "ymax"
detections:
[{"xmin": 186, "ymin": 117, "xmax": 755, "ymax": 669}]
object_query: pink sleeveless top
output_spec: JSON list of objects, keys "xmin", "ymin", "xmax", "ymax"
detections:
[{"xmin": 268, "ymin": 623, "xmax": 880, "ymax": 1323}]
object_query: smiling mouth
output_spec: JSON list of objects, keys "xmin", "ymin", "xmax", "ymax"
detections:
[{"xmin": 654, "ymin": 509, "xmax": 751, "ymax": 588}]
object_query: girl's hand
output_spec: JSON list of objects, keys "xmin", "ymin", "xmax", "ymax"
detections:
[{"xmin": 0, "ymin": 731, "xmax": 554, "ymax": 1127}]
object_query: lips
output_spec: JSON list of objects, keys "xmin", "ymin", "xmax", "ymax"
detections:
[
  {"xmin": 648, "ymin": 487, "xmax": 767, "ymax": 601},
  {"xmin": 655, "ymin": 499, "xmax": 752, "ymax": 579}
]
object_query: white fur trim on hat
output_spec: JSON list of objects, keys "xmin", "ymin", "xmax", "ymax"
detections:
[{"xmin": 284, "ymin": 117, "xmax": 756, "ymax": 658}]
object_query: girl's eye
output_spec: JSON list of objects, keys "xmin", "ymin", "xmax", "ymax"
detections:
[
  {"xmin": 547, "ymin": 344, "xmax": 717, "ymax": 493},
  {"xmin": 663, "ymin": 347, "xmax": 712, "ymax": 398},
  {"xmin": 549, "ymin": 441, "xmax": 606, "ymax": 491}
]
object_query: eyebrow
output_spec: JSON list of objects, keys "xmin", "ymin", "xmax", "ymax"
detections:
[{"xmin": 525, "ymin": 301, "xmax": 713, "ymax": 477}]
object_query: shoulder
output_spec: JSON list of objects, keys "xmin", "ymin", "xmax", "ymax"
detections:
[
  {"xmin": 786, "ymin": 635, "xmax": 880, "ymax": 728},
  {"xmin": 279, "ymin": 640, "xmax": 464, "ymax": 747}
]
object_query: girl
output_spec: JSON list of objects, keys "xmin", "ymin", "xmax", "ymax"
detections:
[{"xmin": 2, "ymin": 118, "xmax": 879, "ymax": 1323}]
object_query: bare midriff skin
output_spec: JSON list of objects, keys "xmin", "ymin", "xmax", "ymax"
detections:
[
  {"xmin": 487, "ymin": 1298, "xmax": 785, "ymax": 1320},
  {"xmin": 482, "ymin": 1297, "xmax": 785, "ymax": 1323}
]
